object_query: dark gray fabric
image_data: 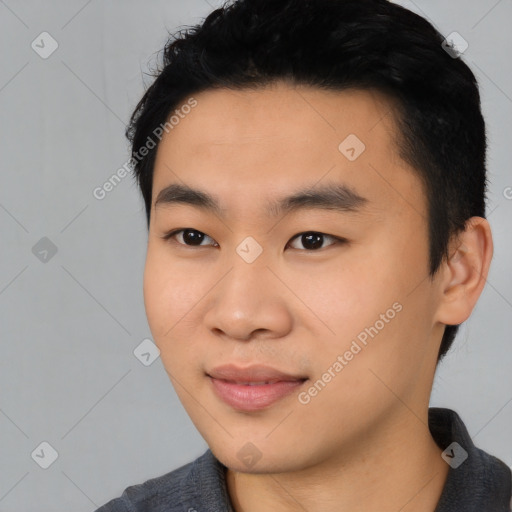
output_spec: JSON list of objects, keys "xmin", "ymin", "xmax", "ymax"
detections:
[
  {"xmin": 429, "ymin": 408, "xmax": 511, "ymax": 511},
  {"xmin": 95, "ymin": 408, "xmax": 511, "ymax": 511}
]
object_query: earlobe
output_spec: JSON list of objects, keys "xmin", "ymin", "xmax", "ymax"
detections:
[{"xmin": 434, "ymin": 217, "xmax": 493, "ymax": 326}]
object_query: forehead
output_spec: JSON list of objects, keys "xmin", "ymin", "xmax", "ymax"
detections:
[{"xmin": 151, "ymin": 82, "xmax": 425, "ymax": 220}]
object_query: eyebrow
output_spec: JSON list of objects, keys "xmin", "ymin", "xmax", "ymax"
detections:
[{"xmin": 154, "ymin": 182, "xmax": 368, "ymax": 218}]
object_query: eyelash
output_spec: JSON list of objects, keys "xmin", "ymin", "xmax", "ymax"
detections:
[{"xmin": 160, "ymin": 228, "xmax": 347, "ymax": 251}]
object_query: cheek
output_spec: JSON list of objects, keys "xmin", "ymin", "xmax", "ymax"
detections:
[
  {"xmin": 143, "ymin": 249, "xmax": 202, "ymax": 340},
  {"xmin": 308, "ymin": 255, "xmax": 391, "ymax": 329},
  {"xmin": 312, "ymin": 235, "xmax": 428, "ymax": 356},
  {"xmin": 143, "ymin": 258, "xmax": 203, "ymax": 382}
]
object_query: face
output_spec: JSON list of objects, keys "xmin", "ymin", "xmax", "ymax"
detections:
[{"xmin": 144, "ymin": 82, "xmax": 445, "ymax": 473}]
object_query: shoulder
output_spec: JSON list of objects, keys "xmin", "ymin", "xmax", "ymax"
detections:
[
  {"xmin": 429, "ymin": 407, "xmax": 512, "ymax": 511},
  {"xmin": 94, "ymin": 449, "xmax": 218, "ymax": 512}
]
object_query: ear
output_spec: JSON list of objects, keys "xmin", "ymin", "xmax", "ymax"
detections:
[{"xmin": 434, "ymin": 217, "xmax": 493, "ymax": 326}]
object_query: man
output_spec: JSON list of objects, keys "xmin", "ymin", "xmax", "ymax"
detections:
[{"xmin": 96, "ymin": 0, "xmax": 511, "ymax": 510}]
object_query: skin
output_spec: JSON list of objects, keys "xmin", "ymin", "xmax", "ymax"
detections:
[{"xmin": 143, "ymin": 81, "xmax": 493, "ymax": 512}]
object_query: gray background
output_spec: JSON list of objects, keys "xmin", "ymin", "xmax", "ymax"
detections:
[{"xmin": 0, "ymin": 0, "xmax": 510, "ymax": 510}]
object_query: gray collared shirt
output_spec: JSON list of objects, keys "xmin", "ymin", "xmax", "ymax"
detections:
[{"xmin": 95, "ymin": 408, "xmax": 511, "ymax": 511}]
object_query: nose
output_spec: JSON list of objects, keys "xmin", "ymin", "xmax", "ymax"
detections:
[{"xmin": 203, "ymin": 253, "xmax": 294, "ymax": 342}]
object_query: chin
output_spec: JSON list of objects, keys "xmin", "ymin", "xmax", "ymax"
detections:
[{"xmin": 208, "ymin": 439, "xmax": 312, "ymax": 475}]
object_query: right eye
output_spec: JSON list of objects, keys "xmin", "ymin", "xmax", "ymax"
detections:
[{"xmin": 161, "ymin": 228, "xmax": 219, "ymax": 247}]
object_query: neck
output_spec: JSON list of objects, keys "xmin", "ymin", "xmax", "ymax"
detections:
[{"xmin": 226, "ymin": 408, "xmax": 450, "ymax": 512}]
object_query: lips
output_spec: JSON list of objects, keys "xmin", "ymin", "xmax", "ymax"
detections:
[
  {"xmin": 207, "ymin": 364, "xmax": 307, "ymax": 383},
  {"xmin": 207, "ymin": 364, "xmax": 308, "ymax": 411}
]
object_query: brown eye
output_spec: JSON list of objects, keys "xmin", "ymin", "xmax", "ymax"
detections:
[
  {"xmin": 162, "ymin": 229, "xmax": 217, "ymax": 247},
  {"xmin": 287, "ymin": 231, "xmax": 342, "ymax": 251}
]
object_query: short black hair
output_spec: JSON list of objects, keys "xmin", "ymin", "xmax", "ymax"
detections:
[{"xmin": 126, "ymin": 0, "xmax": 488, "ymax": 362}]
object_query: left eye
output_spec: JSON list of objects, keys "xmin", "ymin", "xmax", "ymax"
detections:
[{"xmin": 287, "ymin": 231, "xmax": 342, "ymax": 251}]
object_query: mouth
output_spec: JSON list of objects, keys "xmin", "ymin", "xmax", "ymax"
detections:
[{"xmin": 206, "ymin": 364, "xmax": 308, "ymax": 411}]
